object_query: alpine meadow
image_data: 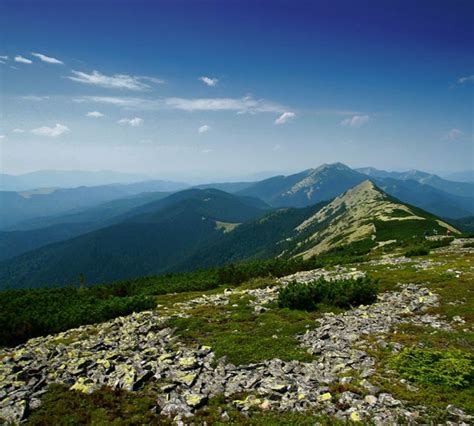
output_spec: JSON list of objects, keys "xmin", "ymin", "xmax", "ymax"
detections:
[{"xmin": 0, "ymin": 1, "xmax": 473, "ymax": 424}]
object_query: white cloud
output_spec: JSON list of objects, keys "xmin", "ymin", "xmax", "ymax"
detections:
[
  {"xmin": 446, "ymin": 128, "xmax": 463, "ymax": 141},
  {"xmin": 165, "ymin": 96, "xmax": 285, "ymax": 113},
  {"xmin": 22, "ymin": 95, "xmax": 49, "ymax": 101},
  {"xmin": 273, "ymin": 144, "xmax": 282, "ymax": 151},
  {"xmin": 118, "ymin": 117, "xmax": 143, "ymax": 127},
  {"xmin": 198, "ymin": 124, "xmax": 211, "ymax": 134},
  {"xmin": 275, "ymin": 111, "xmax": 295, "ymax": 125},
  {"xmin": 67, "ymin": 70, "xmax": 151, "ymax": 90},
  {"xmin": 199, "ymin": 76, "xmax": 218, "ymax": 87},
  {"xmin": 31, "ymin": 123, "xmax": 70, "ymax": 137},
  {"xmin": 0, "ymin": 55, "xmax": 8, "ymax": 60},
  {"xmin": 12, "ymin": 128, "xmax": 25, "ymax": 133},
  {"xmin": 340, "ymin": 115, "xmax": 370, "ymax": 128},
  {"xmin": 458, "ymin": 75, "xmax": 474, "ymax": 84},
  {"xmin": 31, "ymin": 52, "xmax": 63, "ymax": 64},
  {"xmin": 79, "ymin": 95, "xmax": 287, "ymax": 115},
  {"xmin": 201, "ymin": 148, "xmax": 214, "ymax": 153},
  {"xmin": 0, "ymin": 135, "xmax": 5, "ymax": 141},
  {"xmin": 14, "ymin": 55, "xmax": 33, "ymax": 64},
  {"xmin": 86, "ymin": 111, "xmax": 105, "ymax": 118}
]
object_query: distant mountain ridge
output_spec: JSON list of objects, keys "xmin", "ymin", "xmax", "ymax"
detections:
[
  {"xmin": 0, "ymin": 170, "xmax": 158, "ymax": 191},
  {"xmin": 0, "ymin": 180, "xmax": 189, "ymax": 230},
  {"xmin": 235, "ymin": 163, "xmax": 474, "ymax": 219},
  {"xmin": 0, "ymin": 189, "xmax": 269, "ymax": 289},
  {"xmin": 357, "ymin": 167, "xmax": 474, "ymax": 198},
  {"xmin": 0, "ymin": 181, "xmax": 459, "ymax": 290}
]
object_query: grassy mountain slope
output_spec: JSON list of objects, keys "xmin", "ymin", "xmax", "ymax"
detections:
[
  {"xmin": 0, "ymin": 189, "xmax": 268, "ymax": 289},
  {"xmin": 174, "ymin": 181, "xmax": 459, "ymax": 271},
  {"xmin": 285, "ymin": 180, "xmax": 459, "ymax": 259}
]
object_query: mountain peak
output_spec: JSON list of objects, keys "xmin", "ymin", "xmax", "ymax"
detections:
[{"xmin": 291, "ymin": 181, "xmax": 458, "ymax": 258}]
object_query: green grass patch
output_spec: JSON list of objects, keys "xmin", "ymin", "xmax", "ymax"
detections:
[
  {"xmin": 167, "ymin": 295, "xmax": 318, "ymax": 365},
  {"xmin": 26, "ymin": 384, "xmax": 162, "ymax": 425},
  {"xmin": 404, "ymin": 246, "xmax": 430, "ymax": 257},
  {"xmin": 390, "ymin": 347, "xmax": 474, "ymax": 388}
]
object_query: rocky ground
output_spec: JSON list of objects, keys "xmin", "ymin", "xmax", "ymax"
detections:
[{"xmin": 1, "ymin": 242, "xmax": 473, "ymax": 425}]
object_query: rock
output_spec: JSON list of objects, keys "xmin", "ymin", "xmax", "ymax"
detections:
[
  {"xmin": 178, "ymin": 357, "xmax": 198, "ymax": 369},
  {"xmin": 350, "ymin": 411, "xmax": 362, "ymax": 422},
  {"xmin": 317, "ymin": 392, "xmax": 332, "ymax": 402},
  {"xmin": 185, "ymin": 393, "xmax": 206, "ymax": 408},
  {"xmin": 70, "ymin": 377, "xmax": 95, "ymax": 394},
  {"xmin": 364, "ymin": 395, "xmax": 377, "ymax": 406},
  {"xmin": 359, "ymin": 379, "xmax": 380, "ymax": 395}
]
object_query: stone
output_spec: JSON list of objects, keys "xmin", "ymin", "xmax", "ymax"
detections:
[
  {"xmin": 70, "ymin": 377, "xmax": 95, "ymax": 394},
  {"xmin": 364, "ymin": 395, "xmax": 378, "ymax": 406},
  {"xmin": 317, "ymin": 392, "xmax": 332, "ymax": 402},
  {"xmin": 185, "ymin": 394, "xmax": 206, "ymax": 408}
]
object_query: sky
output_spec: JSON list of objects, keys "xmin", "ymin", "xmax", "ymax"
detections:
[{"xmin": 0, "ymin": 0, "xmax": 472, "ymax": 181}]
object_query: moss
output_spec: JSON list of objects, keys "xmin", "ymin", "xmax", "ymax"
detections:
[
  {"xmin": 167, "ymin": 297, "xmax": 317, "ymax": 365},
  {"xmin": 390, "ymin": 347, "xmax": 474, "ymax": 388}
]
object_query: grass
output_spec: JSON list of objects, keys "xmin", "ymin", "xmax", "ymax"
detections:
[
  {"xmin": 16, "ymin": 242, "xmax": 474, "ymax": 422},
  {"xmin": 357, "ymin": 247, "xmax": 474, "ymax": 416},
  {"xmin": 26, "ymin": 385, "xmax": 347, "ymax": 426},
  {"xmin": 166, "ymin": 293, "xmax": 319, "ymax": 365}
]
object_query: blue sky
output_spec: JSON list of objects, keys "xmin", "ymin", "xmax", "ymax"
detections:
[{"xmin": 0, "ymin": 0, "xmax": 472, "ymax": 180}]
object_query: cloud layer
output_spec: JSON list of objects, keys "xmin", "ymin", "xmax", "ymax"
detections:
[
  {"xmin": 31, "ymin": 123, "xmax": 70, "ymax": 137},
  {"xmin": 14, "ymin": 55, "xmax": 32, "ymax": 64},
  {"xmin": 31, "ymin": 52, "xmax": 63, "ymax": 64},
  {"xmin": 275, "ymin": 111, "xmax": 295, "ymax": 125},
  {"xmin": 118, "ymin": 117, "xmax": 143, "ymax": 127},
  {"xmin": 198, "ymin": 124, "xmax": 210, "ymax": 133},
  {"xmin": 199, "ymin": 76, "xmax": 218, "ymax": 87},
  {"xmin": 340, "ymin": 115, "xmax": 370, "ymax": 128},
  {"xmin": 86, "ymin": 111, "xmax": 105, "ymax": 118},
  {"xmin": 68, "ymin": 70, "xmax": 153, "ymax": 90}
]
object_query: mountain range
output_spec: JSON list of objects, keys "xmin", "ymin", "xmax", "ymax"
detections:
[{"xmin": 0, "ymin": 179, "xmax": 459, "ymax": 290}]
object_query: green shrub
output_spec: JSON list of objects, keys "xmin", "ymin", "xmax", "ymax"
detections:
[
  {"xmin": 425, "ymin": 237, "xmax": 454, "ymax": 249},
  {"xmin": 404, "ymin": 246, "xmax": 430, "ymax": 257},
  {"xmin": 463, "ymin": 242, "xmax": 474, "ymax": 248},
  {"xmin": 277, "ymin": 276, "xmax": 378, "ymax": 311},
  {"xmin": 391, "ymin": 347, "xmax": 474, "ymax": 388}
]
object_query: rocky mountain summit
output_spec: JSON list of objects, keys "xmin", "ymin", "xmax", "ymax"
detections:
[
  {"xmin": 285, "ymin": 180, "xmax": 459, "ymax": 258},
  {"xmin": 1, "ymin": 239, "xmax": 473, "ymax": 424}
]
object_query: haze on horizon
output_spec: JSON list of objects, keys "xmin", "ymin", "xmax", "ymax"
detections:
[{"xmin": 0, "ymin": 0, "xmax": 472, "ymax": 179}]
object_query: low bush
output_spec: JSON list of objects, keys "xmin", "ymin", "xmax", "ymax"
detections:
[
  {"xmin": 404, "ymin": 246, "xmax": 430, "ymax": 257},
  {"xmin": 277, "ymin": 276, "xmax": 378, "ymax": 311},
  {"xmin": 391, "ymin": 347, "xmax": 474, "ymax": 388}
]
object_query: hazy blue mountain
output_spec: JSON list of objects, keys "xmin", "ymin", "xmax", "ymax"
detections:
[
  {"xmin": 237, "ymin": 163, "xmax": 367, "ymax": 207},
  {"xmin": 372, "ymin": 177, "xmax": 474, "ymax": 219},
  {"xmin": 0, "ymin": 189, "xmax": 269, "ymax": 289},
  {"xmin": 443, "ymin": 170, "xmax": 474, "ymax": 184},
  {"xmin": 357, "ymin": 167, "xmax": 474, "ymax": 198},
  {"xmin": 194, "ymin": 181, "xmax": 255, "ymax": 193},
  {"xmin": 0, "ymin": 180, "xmax": 189, "ymax": 230},
  {"xmin": 0, "ymin": 170, "xmax": 154, "ymax": 191},
  {"xmin": 0, "ymin": 192, "xmax": 173, "ymax": 260},
  {"xmin": 235, "ymin": 163, "xmax": 473, "ymax": 218},
  {"xmin": 0, "ymin": 223, "xmax": 95, "ymax": 262}
]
